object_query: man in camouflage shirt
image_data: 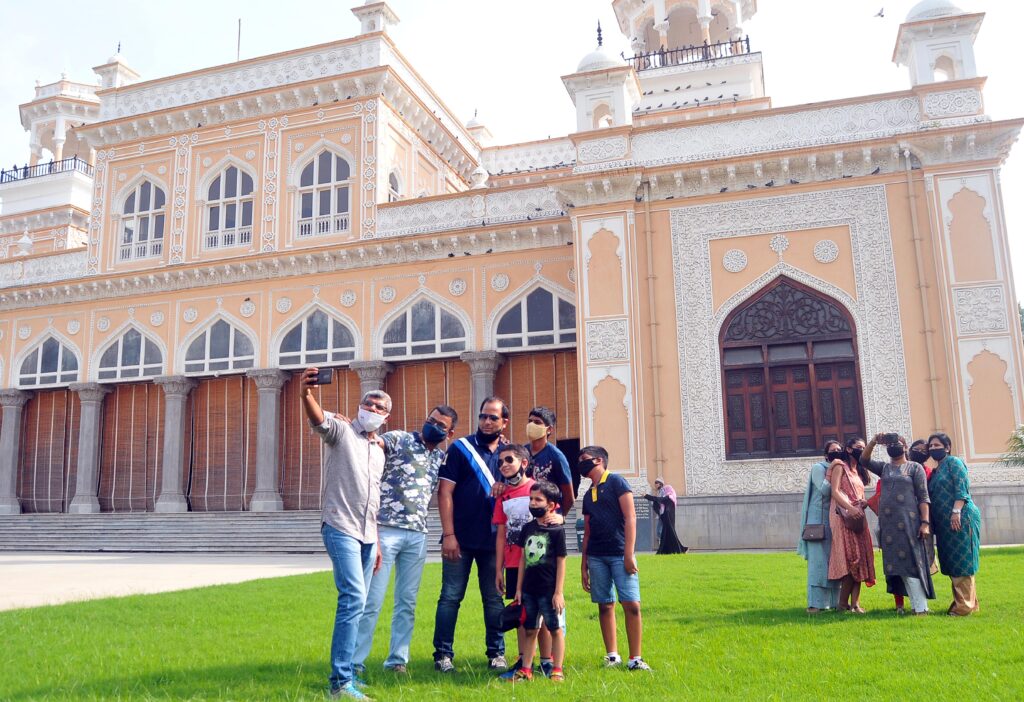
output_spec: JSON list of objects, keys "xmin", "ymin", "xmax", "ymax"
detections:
[{"xmin": 353, "ymin": 404, "xmax": 458, "ymax": 674}]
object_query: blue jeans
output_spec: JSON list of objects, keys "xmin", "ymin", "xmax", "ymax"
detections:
[
  {"xmin": 354, "ymin": 525, "xmax": 428, "ymax": 668},
  {"xmin": 322, "ymin": 523, "xmax": 377, "ymax": 687},
  {"xmin": 587, "ymin": 554, "xmax": 641, "ymax": 603},
  {"xmin": 432, "ymin": 547, "xmax": 505, "ymax": 661}
]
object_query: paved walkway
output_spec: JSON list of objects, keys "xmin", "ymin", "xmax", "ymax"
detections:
[{"xmin": 0, "ymin": 553, "xmax": 330, "ymax": 612}]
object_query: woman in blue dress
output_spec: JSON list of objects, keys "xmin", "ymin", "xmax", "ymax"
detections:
[{"xmin": 798, "ymin": 441, "xmax": 842, "ymax": 612}]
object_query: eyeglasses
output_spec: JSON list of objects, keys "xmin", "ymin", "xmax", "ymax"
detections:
[
  {"xmin": 478, "ymin": 413, "xmax": 502, "ymax": 422},
  {"xmin": 363, "ymin": 402, "xmax": 389, "ymax": 413},
  {"xmin": 501, "ymin": 455, "xmax": 520, "ymax": 464}
]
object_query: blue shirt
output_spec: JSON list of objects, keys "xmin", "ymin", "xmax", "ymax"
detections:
[
  {"xmin": 438, "ymin": 435, "xmax": 502, "ymax": 552},
  {"xmin": 527, "ymin": 443, "xmax": 572, "ymax": 489},
  {"xmin": 582, "ymin": 472, "xmax": 632, "ymax": 557}
]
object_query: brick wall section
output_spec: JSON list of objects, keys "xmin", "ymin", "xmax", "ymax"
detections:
[
  {"xmin": 278, "ymin": 369, "xmax": 362, "ymax": 510},
  {"xmin": 494, "ymin": 350, "xmax": 580, "ymax": 445},
  {"xmin": 97, "ymin": 382, "xmax": 164, "ymax": 512},
  {"xmin": 17, "ymin": 389, "xmax": 81, "ymax": 513},
  {"xmin": 187, "ymin": 376, "xmax": 258, "ymax": 511}
]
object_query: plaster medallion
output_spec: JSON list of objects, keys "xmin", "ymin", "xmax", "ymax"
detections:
[
  {"xmin": 723, "ymin": 249, "xmax": 748, "ymax": 273},
  {"xmin": 341, "ymin": 133, "xmax": 352, "ymax": 144},
  {"xmin": 417, "ymin": 274, "xmax": 426, "ymax": 286},
  {"xmin": 150, "ymin": 311, "xmax": 165, "ymax": 327},
  {"xmin": 66, "ymin": 320, "xmax": 80, "ymax": 335},
  {"xmin": 137, "ymin": 144, "xmax": 145, "ymax": 154},
  {"xmin": 568, "ymin": 267, "xmax": 577, "ymax": 284},
  {"xmin": 157, "ymin": 165, "xmax": 167, "ymax": 175},
  {"xmin": 245, "ymin": 150, "xmax": 256, "ymax": 160},
  {"xmin": 316, "ymin": 109, "xmax": 325, "ymax": 121},
  {"xmin": 769, "ymin": 234, "xmax": 790, "ymax": 257},
  {"xmin": 18, "ymin": 326, "xmax": 31, "ymax": 340},
  {"xmin": 183, "ymin": 307, "xmax": 198, "ymax": 323},
  {"xmin": 813, "ymin": 239, "xmax": 840, "ymax": 264},
  {"xmin": 340, "ymin": 290, "xmax": 357, "ymax": 308},
  {"xmin": 117, "ymin": 173, "xmax": 127, "ymax": 182},
  {"xmin": 269, "ymin": 118, "xmax": 279, "ymax": 128},
  {"xmin": 240, "ymin": 300, "xmax": 256, "ymax": 318},
  {"xmin": 491, "ymin": 273, "xmax": 510, "ymax": 292},
  {"xmin": 449, "ymin": 278, "xmax": 467, "ymax": 297},
  {"xmin": 294, "ymin": 142, "xmax": 304, "ymax": 152},
  {"xmin": 177, "ymin": 147, "xmax": 188, "ymax": 157},
  {"xmin": 379, "ymin": 286, "xmax": 396, "ymax": 303},
  {"xmin": 202, "ymin": 157, "xmax": 212, "ymax": 168},
  {"xmin": 167, "ymin": 138, "xmax": 177, "ymax": 148},
  {"xmin": 534, "ymin": 262, "xmax": 543, "ymax": 274},
  {"xmin": 96, "ymin": 317, "xmax": 110, "ymax": 332},
  {"xmin": 276, "ymin": 297, "xmax": 292, "ymax": 314}
]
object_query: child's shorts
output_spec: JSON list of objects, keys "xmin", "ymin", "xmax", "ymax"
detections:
[
  {"xmin": 587, "ymin": 554, "xmax": 641, "ymax": 603},
  {"xmin": 504, "ymin": 568, "xmax": 518, "ymax": 600},
  {"xmin": 521, "ymin": 591, "xmax": 564, "ymax": 632}
]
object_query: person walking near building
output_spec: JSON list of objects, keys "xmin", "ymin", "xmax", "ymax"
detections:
[
  {"xmin": 353, "ymin": 405, "xmax": 458, "ymax": 675},
  {"xmin": 644, "ymin": 478, "xmax": 686, "ymax": 554},
  {"xmin": 432, "ymin": 397, "xmax": 510, "ymax": 673},
  {"xmin": 579, "ymin": 446, "xmax": 651, "ymax": 671},
  {"xmin": 302, "ymin": 368, "xmax": 390, "ymax": 700}
]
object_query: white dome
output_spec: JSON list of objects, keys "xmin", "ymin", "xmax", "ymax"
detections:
[
  {"xmin": 576, "ymin": 47, "xmax": 623, "ymax": 73},
  {"xmin": 906, "ymin": 0, "xmax": 965, "ymax": 22}
]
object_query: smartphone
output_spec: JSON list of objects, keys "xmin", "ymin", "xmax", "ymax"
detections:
[
  {"xmin": 314, "ymin": 368, "xmax": 334, "ymax": 385},
  {"xmin": 883, "ymin": 432, "xmax": 899, "ymax": 445}
]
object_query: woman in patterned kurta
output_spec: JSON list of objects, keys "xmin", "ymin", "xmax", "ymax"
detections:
[
  {"xmin": 826, "ymin": 439, "xmax": 875, "ymax": 613},
  {"xmin": 927, "ymin": 432, "xmax": 982, "ymax": 616}
]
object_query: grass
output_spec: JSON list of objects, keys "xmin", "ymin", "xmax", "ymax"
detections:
[{"xmin": 1, "ymin": 548, "xmax": 1022, "ymax": 701}]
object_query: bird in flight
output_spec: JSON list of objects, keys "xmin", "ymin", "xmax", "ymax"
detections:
[{"xmin": 875, "ymin": 7, "xmax": 884, "ymax": 18}]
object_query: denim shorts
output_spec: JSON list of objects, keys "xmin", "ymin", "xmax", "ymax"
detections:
[
  {"xmin": 587, "ymin": 554, "xmax": 641, "ymax": 604},
  {"xmin": 521, "ymin": 591, "xmax": 564, "ymax": 632}
]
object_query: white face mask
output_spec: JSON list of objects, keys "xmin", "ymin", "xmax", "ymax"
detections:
[{"xmin": 357, "ymin": 407, "xmax": 387, "ymax": 433}]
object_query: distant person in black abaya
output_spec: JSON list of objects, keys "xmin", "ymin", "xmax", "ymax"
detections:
[{"xmin": 644, "ymin": 478, "xmax": 687, "ymax": 554}]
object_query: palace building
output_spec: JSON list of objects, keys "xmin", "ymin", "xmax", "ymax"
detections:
[{"xmin": 1, "ymin": 0, "xmax": 1022, "ymax": 548}]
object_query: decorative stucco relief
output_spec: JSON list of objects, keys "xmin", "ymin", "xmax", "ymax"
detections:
[
  {"xmin": 585, "ymin": 319, "xmax": 629, "ymax": 363},
  {"xmin": 923, "ymin": 88, "xmax": 982, "ymax": 119},
  {"xmin": 577, "ymin": 135, "xmax": 628, "ymax": 164},
  {"xmin": 0, "ymin": 251, "xmax": 87, "ymax": 287},
  {"xmin": 375, "ymin": 187, "xmax": 563, "ymax": 238},
  {"xmin": 954, "ymin": 285, "xmax": 1008, "ymax": 336},
  {"xmin": 480, "ymin": 139, "xmax": 575, "ymax": 174},
  {"xmin": 670, "ymin": 185, "xmax": 912, "ymax": 496},
  {"xmin": 722, "ymin": 249, "xmax": 747, "ymax": 273}
]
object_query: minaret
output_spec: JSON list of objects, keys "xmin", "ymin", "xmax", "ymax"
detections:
[
  {"xmin": 351, "ymin": 1, "xmax": 400, "ymax": 35},
  {"xmin": 92, "ymin": 47, "xmax": 140, "ymax": 90},
  {"xmin": 893, "ymin": 1, "xmax": 984, "ymax": 86},
  {"xmin": 562, "ymin": 22, "xmax": 641, "ymax": 133}
]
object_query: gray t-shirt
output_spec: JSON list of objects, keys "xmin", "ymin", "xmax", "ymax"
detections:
[{"xmin": 314, "ymin": 412, "xmax": 385, "ymax": 544}]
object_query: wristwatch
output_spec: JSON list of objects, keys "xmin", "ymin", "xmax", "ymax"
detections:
[{"xmin": 952, "ymin": 508, "xmax": 962, "ymax": 515}]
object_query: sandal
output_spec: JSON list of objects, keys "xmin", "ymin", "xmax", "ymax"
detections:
[{"xmin": 550, "ymin": 669, "xmax": 564, "ymax": 682}]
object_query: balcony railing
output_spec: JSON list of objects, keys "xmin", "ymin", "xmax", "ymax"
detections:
[
  {"xmin": 624, "ymin": 36, "xmax": 751, "ymax": 72},
  {"xmin": 298, "ymin": 214, "xmax": 350, "ymax": 237},
  {"xmin": 119, "ymin": 240, "xmax": 163, "ymax": 261},
  {"xmin": 205, "ymin": 227, "xmax": 253, "ymax": 249},
  {"xmin": 0, "ymin": 156, "xmax": 94, "ymax": 184}
]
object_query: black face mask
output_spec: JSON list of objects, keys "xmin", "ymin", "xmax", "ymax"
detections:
[
  {"xmin": 929, "ymin": 448, "xmax": 948, "ymax": 462},
  {"xmin": 476, "ymin": 428, "xmax": 502, "ymax": 444},
  {"xmin": 908, "ymin": 449, "xmax": 928, "ymax": 464},
  {"xmin": 886, "ymin": 444, "xmax": 905, "ymax": 459},
  {"xmin": 826, "ymin": 450, "xmax": 846, "ymax": 462},
  {"xmin": 529, "ymin": 506, "xmax": 548, "ymax": 519},
  {"xmin": 849, "ymin": 448, "xmax": 863, "ymax": 460},
  {"xmin": 578, "ymin": 458, "xmax": 597, "ymax": 475}
]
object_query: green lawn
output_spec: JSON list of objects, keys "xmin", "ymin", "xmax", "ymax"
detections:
[{"xmin": 2, "ymin": 548, "xmax": 1022, "ymax": 701}]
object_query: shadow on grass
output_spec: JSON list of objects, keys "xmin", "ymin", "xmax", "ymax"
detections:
[{"xmin": 654, "ymin": 605, "xmax": 916, "ymax": 627}]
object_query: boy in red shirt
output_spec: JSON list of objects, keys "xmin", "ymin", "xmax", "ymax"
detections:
[{"xmin": 493, "ymin": 445, "xmax": 535, "ymax": 672}]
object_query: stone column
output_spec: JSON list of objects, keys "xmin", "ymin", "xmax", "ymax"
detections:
[
  {"xmin": 0, "ymin": 389, "xmax": 32, "ymax": 515},
  {"xmin": 350, "ymin": 360, "xmax": 394, "ymax": 396},
  {"xmin": 53, "ymin": 116, "xmax": 67, "ymax": 162},
  {"xmin": 246, "ymin": 369, "xmax": 289, "ymax": 512},
  {"xmin": 153, "ymin": 376, "xmax": 197, "ymax": 513},
  {"xmin": 460, "ymin": 351, "xmax": 506, "ymax": 417},
  {"xmin": 68, "ymin": 383, "xmax": 112, "ymax": 514}
]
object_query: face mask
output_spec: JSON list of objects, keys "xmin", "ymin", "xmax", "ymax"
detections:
[
  {"xmin": 525, "ymin": 423, "xmax": 548, "ymax": 441},
  {"xmin": 849, "ymin": 448, "xmax": 863, "ymax": 460},
  {"xmin": 578, "ymin": 458, "xmax": 597, "ymax": 475},
  {"xmin": 886, "ymin": 444, "xmax": 905, "ymax": 459},
  {"xmin": 929, "ymin": 448, "xmax": 948, "ymax": 462},
  {"xmin": 529, "ymin": 506, "xmax": 548, "ymax": 519},
  {"xmin": 505, "ymin": 468, "xmax": 524, "ymax": 485},
  {"xmin": 827, "ymin": 450, "xmax": 846, "ymax": 462},
  {"xmin": 476, "ymin": 428, "xmax": 502, "ymax": 444},
  {"xmin": 421, "ymin": 421, "xmax": 448, "ymax": 445},
  {"xmin": 908, "ymin": 449, "xmax": 928, "ymax": 464},
  {"xmin": 358, "ymin": 408, "xmax": 386, "ymax": 433}
]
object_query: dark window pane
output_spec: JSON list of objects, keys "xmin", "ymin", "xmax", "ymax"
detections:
[
  {"xmin": 383, "ymin": 347, "xmax": 403, "ymax": 358},
  {"xmin": 208, "ymin": 206, "xmax": 220, "ymax": 231},
  {"xmin": 727, "ymin": 395, "xmax": 746, "ymax": 430},
  {"xmin": 208, "ymin": 176, "xmax": 221, "ymax": 201},
  {"xmin": 241, "ymin": 173, "xmax": 254, "ymax": 195},
  {"xmin": 526, "ymin": 289, "xmax": 554, "ymax": 332},
  {"xmin": 209, "ymin": 360, "xmax": 229, "ymax": 371},
  {"xmin": 529, "ymin": 334, "xmax": 555, "ymax": 346},
  {"xmin": 122, "ymin": 329, "xmax": 142, "ymax": 366},
  {"xmin": 332, "ymin": 350, "xmax": 355, "ymax": 362},
  {"xmin": 723, "ymin": 347, "xmax": 764, "ymax": 366},
  {"xmin": 153, "ymin": 215, "xmax": 164, "ymax": 239},
  {"xmin": 306, "ymin": 311, "xmax": 329, "ymax": 350},
  {"xmin": 411, "ymin": 301, "xmax": 436, "ymax": 342},
  {"xmin": 332, "ymin": 321, "xmax": 354, "ymax": 349},
  {"xmin": 439, "ymin": 341, "xmax": 465, "ymax": 353},
  {"xmin": 300, "ymin": 163, "xmax": 314, "ymax": 187},
  {"xmin": 186, "ymin": 336, "xmax": 206, "ymax": 361},
  {"xmin": 439, "ymin": 310, "xmax": 464, "ymax": 340},
  {"xmin": 558, "ymin": 299, "xmax": 576, "ymax": 330},
  {"xmin": 773, "ymin": 391, "xmax": 790, "ymax": 428},
  {"xmin": 241, "ymin": 200, "xmax": 253, "ymax": 227},
  {"xmin": 750, "ymin": 392, "xmax": 766, "ymax": 429},
  {"xmin": 233, "ymin": 331, "xmax": 253, "ymax": 357},
  {"xmin": 307, "ymin": 352, "xmax": 328, "ymax": 364},
  {"xmin": 121, "ymin": 367, "xmax": 140, "ymax": 378},
  {"xmin": 818, "ymin": 389, "xmax": 836, "ymax": 427},
  {"xmin": 389, "ymin": 173, "xmax": 399, "ymax": 192},
  {"xmin": 124, "ymin": 193, "xmax": 135, "ymax": 214},
  {"xmin": 813, "ymin": 340, "xmax": 855, "ymax": 359},
  {"xmin": 225, "ymin": 203, "xmax": 236, "ymax": 230},
  {"xmin": 153, "ymin": 187, "xmax": 165, "ymax": 210},
  {"xmin": 318, "ymin": 152, "xmax": 332, "ymax": 184},
  {"xmin": 122, "ymin": 223, "xmax": 134, "ymax": 244},
  {"xmin": 139, "ymin": 182, "xmax": 151, "ymax": 211},
  {"xmin": 280, "ymin": 326, "xmax": 302, "ymax": 353},
  {"xmin": 209, "ymin": 321, "xmax": 231, "ymax": 358},
  {"xmin": 768, "ymin": 344, "xmax": 808, "ymax": 362},
  {"xmin": 497, "ymin": 306, "xmax": 522, "ymax": 335},
  {"xmin": 411, "ymin": 343, "xmax": 434, "ymax": 355},
  {"xmin": 100, "ymin": 344, "xmax": 119, "ymax": 368},
  {"xmin": 497, "ymin": 338, "xmax": 518, "ymax": 348},
  {"xmin": 301, "ymin": 192, "xmax": 313, "ymax": 218},
  {"xmin": 319, "ymin": 189, "xmax": 331, "ymax": 217},
  {"xmin": 336, "ymin": 156, "xmax": 350, "ymax": 180},
  {"xmin": 560, "ymin": 331, "xmax": 577, "ymax": 344},
  {"xmin": 40, "ymin": 338, "xmax": 59, "ymax": 373},
  {"xmin": 138, "ymin": 216, "xmax": 149, "ymax": 241},
  {"xmin": 225, "ymin": 167, "xmax": 237, "ymax": 198},
  {"xmin": 336, "ymin": 186, "xmax": 349, "ymax": 214},
  {"xmin": 383, "ymin": 316, "xmax": 406, "ymax": 344},
  {"xmin": 62, "ymin": 351, "xmax": 77, "ymax": 372},
  {"xmin": 144, "ymin": 340, "xmax": 161, "ymax": 365},
  {"xmin": 98, "ymin": 369, "xmax": 116, "ymax": 380}
]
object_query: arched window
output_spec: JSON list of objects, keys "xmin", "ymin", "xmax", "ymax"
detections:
[
  {"xmin": 720, "ymin": 278, "xmax": 864, "ymax": 460},
  {"xmin": 297, "ymin": 150, "xmax": 351, "ymax": 237},
  {"xmin": 98, "ymin": 328, "xmax": 163, "ymax": 380},
  {"xmin": 205, "ymin": 165, "xmax": 254, "ymax": 249},
  {"xmin": 19, "ymin": 337, "xmax": 79, "ymax": 387},
  {"xmin": 279, "ymin": 309, "xmax": 356, "ymax": 368},
  {"xmin": 496, "ymin": 288, "xmax": 576, "ymax": 350},
  {"xmin": 120, "ymin": 180, "xmax": 166, "ymax": 261},
  {"xmin": 184, "ymin": 319, "xmax": 255, "ymax": 375},
  {"xmin": 388, "ymin": 172, "xmax": 401, "ymax": 202},
  {"xmin": 382, "ymin": 299, "xmax": 467, "ymax": 358}
]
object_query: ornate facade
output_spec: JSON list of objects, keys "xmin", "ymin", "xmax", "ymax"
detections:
[{"xmin": 1, "ymin": 0, "xmax": 1022, "ymax": 547}]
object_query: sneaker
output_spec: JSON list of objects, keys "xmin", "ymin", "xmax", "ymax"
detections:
[
  {"xmin": 489, "ymin": 654, "xmax": 508, "ymax": 670},
  {"xmin": 540, "ymin": 659, "xmax": 555, "ymax": 678},
  {"xmin": 502, "ymin": 668, "xmax": 532, "ymax": 683},
  {"xmin": 628, "ymin": 658, "xmax": 652, "ymax": 671},
  {"xmin": 895, "ymin": 607, "xmax": 906, "ymax": 616},
  {"xmin": 603, "ymin": 653, "xmax": 622, "ymax": 667},
  {"xmin": 386, "ymin": 664, "xmax": 407, "ymax": 674},
  {"xmin": 330, "ymin": 682, "xmax": 373, "ymax": 700},
  {"xmin": 498, "ymin": 657, "xmax": 522, "ymax": 680},
  {"xmin": 435, "ymin": 656, "xmax": 455, "ymax": 674}
]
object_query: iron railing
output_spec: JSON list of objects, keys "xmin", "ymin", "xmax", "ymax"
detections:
[
  {"xmin": 624, "ymin": 36, "xmax": 751, "ymax": 71},
  {"xmin": 0, "ymin": 156, "xmax": 94, "ymax": 184}
]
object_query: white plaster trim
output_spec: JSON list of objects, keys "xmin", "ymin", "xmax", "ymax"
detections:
[
  {"xmin": 670, "ymin": 185, "xmax": 912, "ymax": 496},
  {"xmin": 192, "ymin": 154, "xmax": 259, "ymax": 201},
  {"xmin": 370, "ymin": 287, "xmax": 476, "ymax": 359},
  {"xmin": 269, "ymin": 299, "xmax": 362, "ymax": 367},
  {"xmin": 10, "ymin": 329, "xmax": 84, "ymax": 389},
  {"xmin": 483, "ymin": 275, "xmax": 576, "ymax": 346},
  {"xmin": 88, "ymin": 320, "xmax": 168, "ymax": 382},
  {"xmin": 174, "ymin": 310, "xmax": 261, "ymax": 375}
]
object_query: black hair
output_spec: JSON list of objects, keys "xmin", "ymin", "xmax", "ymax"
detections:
[
  {"xmin": 530, "ymin": 479, "xmax": 561, "ymax": 506},
  {"xmin": 528, "ymin": 406, "xmax": 557, "ymax": 427},
  {"xmin": 927, "ymin": 432, "xmax": 952, "ymax": 450},
  {"xmin": 579, "ymin": 445, "xmax": 609, "ymax": 468},
  {"xmin": 823, "ymin": 439, "xmax": 844, "ymax": 457},
  {"xmin": 844, "ymin": 436, "xmax": 870, "ymax": 485},
  {"xmin": 431, "ymin": 404, "xmax": 458, "ymax": 430},
  {"xmin": 910, "ymin": 438, "xmax": 927, "ymax": 450},
  {"xmin": 499, "ymin": 443, "xmax": 531, "ymax": 465},
  {"xmin": 480, "ymin": 396, "xmax": 510, "ymax": 420}
]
